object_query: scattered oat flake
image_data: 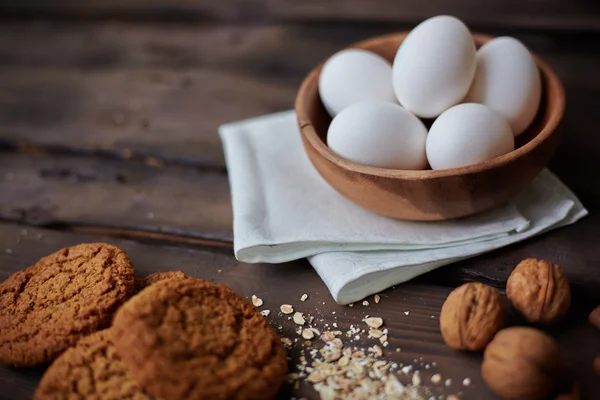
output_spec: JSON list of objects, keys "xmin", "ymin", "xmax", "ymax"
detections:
[
  {"xmin": 374, "ymin": 294, "xmax": 381, "ymax": 304},
  {"xmin": 396, "ymin": 348, "xmax": 401, "ymax": 352},
  {"xmin": 364, "ymin": 317, "xmax": 383, "ymax": 329},
  {"xmin": 362, "ymin": 300, "xmax": 369, "ymax": 306},
  {"xmin": 302, "ymin": 329, "xmax": 315, "ymax": 340},
  {"xmin": 404, "ymin": 311, "xmax": 410, "ymax": 315},
  {"xmin": 301, "ymin": 294, "xmax": 308, "ymax": 301},
  {"xmin": 348, "ymin": 303, "xmax": 354, "ymax": 307},
  {"xmin": 332, "ymin": 322, "xmax": 338, "ymax": 328},
  {"xmin": 447, "ymin": 396, "xmax": 460, "ymax": 400},
  {"xmin": 280, "ymin": 304, "xmax": 294, "ymax": 314},
  {"xmin": 412, "ymin": 374, "xmax": 421, "ymax": 386},
  {"xmin": 251, "ymin": 295, "xmax": 263, "ymax": 307},
  {"xmin": 431, "ymin": 374, "xmax": 442, "ymax": 384},
  {"xmin": 4, "ymin": 248, "xmax": 12, "ymax": 254},
  {"xmin": 281, "ymin": 337, "xmax": 292, "ymax": 347},
  {"xmin": 373, "ymin": 345, "xmax": 383, "ymax": 357},
  {"xmin": 445, "ymin": 379, "xmax": 452, "ymax": 387},
  {"xmin": 463, "ymin": 378, "xmax": 471, "ymax": 387},
  {"xmin": 369, "ymin": 329, "xmax": 383, "ymax": 338},
  {"xmin": 260, "ymin": 310, "xmax": 270, "ymax": 317},
  {"xmin": 293, "ymin": 312, "xmax": 306, "ymax": 325},
  {"xmin": 320, "ymin": 331, "xmax": 336, "ymax": 342}
]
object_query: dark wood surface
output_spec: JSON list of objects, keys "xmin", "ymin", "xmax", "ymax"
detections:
[{"xmin": 0, "ymin": 1, "xmax": 599, "ymax": 399}]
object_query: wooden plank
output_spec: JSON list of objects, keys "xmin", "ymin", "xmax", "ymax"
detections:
[
  {"xmin": 0, "ymin": 222, "xmax": 599, "ymax": 399},
  {"xmin": 0, "ymin": 0, "xmax": 599, "ymax": 31},
  {"xmin": 420, "ymin": 213, "xmax": 600, "ymax": 301},
  {"xmin": 0, "ymin": 153, "xmax": 233, "ymax": 241},
  {"xmin": 2, "ymin": 150, "xmax": 600, "ymax": 299},
  {"xmin": 0, "ymin": 22, "xmax": 598, "ymax": 177}
]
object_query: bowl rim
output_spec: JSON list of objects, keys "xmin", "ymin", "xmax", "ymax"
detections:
[{"xmin": 295, "ymin": 32, "xmax": 565, "ymax": 180}]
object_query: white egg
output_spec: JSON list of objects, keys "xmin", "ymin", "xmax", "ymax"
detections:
[
  {"xmin": 318, "ymin": 49, "xmax": 397, "ymax": 116},
  {"xmin": 392, "ymin": 15, "xmax": 476, "ymax": 118},
  {"xmin": 426, "ymin": 103, "xmax": 514, "ymax": 170},
  {"xmin": 327, "ymin": 100, "xmax": 428, "ymax": 170},
  {"xmin": 464, "ymin": 37, "xmax": 541, "ymax": 136}
]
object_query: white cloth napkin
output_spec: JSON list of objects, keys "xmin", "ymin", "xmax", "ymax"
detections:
[{"xmin": 219, "ymin": 110, "xmax": 588, "ymax": 304}]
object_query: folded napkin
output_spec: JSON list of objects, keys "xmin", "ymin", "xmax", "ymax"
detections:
[{"xmin": 219, "ymin": 110, "xmax": 587, "ymax": 304}]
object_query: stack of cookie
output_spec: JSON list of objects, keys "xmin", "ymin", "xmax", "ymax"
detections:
[{"xmin": 0, "ymin": 243, "xmax": 288, "ymax": 400}]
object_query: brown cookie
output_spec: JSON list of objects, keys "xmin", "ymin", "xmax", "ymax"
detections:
[
  {"xmin": 0, "ymin": 243, "xmax": 135, "ymax": 366},
  {"xmin": 35, "ymin": 330, "xmax": 155, "ymax": 400},
  {"xmin": 111, "ymin": 279, "xmax": 288, "ymax": 400},
  {"xmin": 134, "ymin": 271, "xmax": 189, "ymax": 293}
]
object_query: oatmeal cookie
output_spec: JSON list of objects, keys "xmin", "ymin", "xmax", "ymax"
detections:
[
  {"xmin": 0, "ymin": 243, "xmax": 135, "ymax": 366},
  {"xmin": 35, "ymin": 330, "xmax": 154, "ymax": 400},
  {"xmin": 112, "ymin": 279, "xmax": 287, "ymax": 400}
]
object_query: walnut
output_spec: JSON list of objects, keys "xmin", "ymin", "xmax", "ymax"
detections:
[
  {"xmin": 506, "ymin": 258, "xmax": 571, "ymax": 325},
  {"xmin": 482, "ymin": 327, "xmax": 562, "ymax": 400},
  {"xmin": 439, "ymin": 282, "xmax": 505, "ymax": 351},
  {"xmin": 589, "ymin": 305, "xmax": 600, "ymax": 330}
]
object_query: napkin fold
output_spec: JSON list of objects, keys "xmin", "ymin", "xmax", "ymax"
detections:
[{"xmin": 219, "ymin": 110, "xmax": 587, "ymax": 304}]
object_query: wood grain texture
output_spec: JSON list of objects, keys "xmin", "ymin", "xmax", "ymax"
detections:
[
  {"xmin": 2, "ymin": 150, "xmax": 600, "ymax": 299},
  {"xmin": 0, "ymin": 153, "xmax": 233, "ymax": 241},
  {"xmin": 0, "ymin": 222, "xmax": 599, "ymax": 399},
  {"xmin": 1, "ymin": 0, "xmax": 599, "ymax": 31},
  {"xmin": 0, "ymin": 22, "xmax": 598, "ymax": 185}
]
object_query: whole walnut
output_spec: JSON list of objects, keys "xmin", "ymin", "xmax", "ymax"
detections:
[
  {"xmin": 482, "ymin": 327, "xmax": 562, "ymax": 400},
  {"xmin": 439, "ymin": 282, "xmax": 505, "ymax": 351},
  {"xmin": 506, "ymin": 258, "xmax": 571, "ymax": 325}
]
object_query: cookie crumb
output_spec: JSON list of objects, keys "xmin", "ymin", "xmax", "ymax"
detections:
[
  {"xmin": 280, "ymin": 304, "xmax": 294, "ymax": 314},
  {"xmin": 302, "ymin": 329, "xmax": 314, "ymax": 340},
  {"xmin": 293, "ymin": 312, "xmax": 306, "ymax": 325},
  {"xmin": 364, "ymin": 317, "xmax": 383, "ymax": 329},
  {"xmin": 251, "ymin": 295, "xmax": 263, "ymax": 307},
  {"xmin": 412, "ymin": 374, "xmax": 421, "ymax": 386}
]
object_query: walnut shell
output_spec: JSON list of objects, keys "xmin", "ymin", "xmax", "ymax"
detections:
[
  {"xmin": 439, "ymin": 282, "xmax": 505, "ymax": 351},
  {"xmin": 589, "ymin": 305, "xmax": 600, "ymax": 330},
  {"xmin": 482, "ymin": 327, "xmax": 562, "ymax": 400},
  {"xmin": 506, "ymin": 258, "xmax": 571, "ymax": 325}
]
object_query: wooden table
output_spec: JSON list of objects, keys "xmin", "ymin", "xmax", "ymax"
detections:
[{"xmin": 1, "ymin": 1, "xmax": 599, "ymax": 399}]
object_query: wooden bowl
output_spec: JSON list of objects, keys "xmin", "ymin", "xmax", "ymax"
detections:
[{"xmin": 295, "ymin": 33, "xmax": 565, "ymax": 221}]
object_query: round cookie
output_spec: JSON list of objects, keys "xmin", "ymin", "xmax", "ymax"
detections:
[
  {"xmin": 0, "ymin": 243, "xmax": 135, "ymax": 366},
  {"xmin": 111, "ymin": 279, "xmax": 288, "ymax": 400},
  {"xmin": 134, "ymin": 271, "xmax": 189, "ymax": 293},
  {"xmin": 35, "ymin": 330, "xmax": 154, "ymax": 400}
]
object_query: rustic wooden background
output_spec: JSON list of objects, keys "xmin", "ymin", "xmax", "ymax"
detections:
[{"xmin": 0, "ymin": 1, "xmax": 599, "ymax": 399}]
